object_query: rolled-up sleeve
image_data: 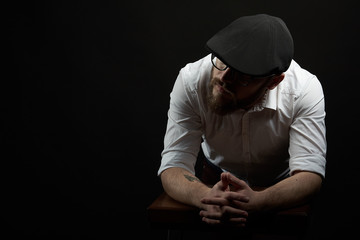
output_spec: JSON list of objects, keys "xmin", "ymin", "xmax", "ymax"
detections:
[
  {"xmin": 158, "ymin": 69, "xmax": 203, "ymax": 176},
  {"xmin": 289, "ymin": 76, "xmax": 327, "ymax": 178}
]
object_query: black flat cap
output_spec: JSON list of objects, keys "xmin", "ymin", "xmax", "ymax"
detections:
[{"xmin": 206, "ymin": 14, "xmax": 294, "ymax": 77}]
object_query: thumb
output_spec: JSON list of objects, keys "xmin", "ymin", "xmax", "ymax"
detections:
[
  {"xmin": 215, "ymin": 172, "xmax": 230, "ymax": 191},
  {"xmin": 226, "ymin": 173, "xmax": 248, "ymax": 190}
]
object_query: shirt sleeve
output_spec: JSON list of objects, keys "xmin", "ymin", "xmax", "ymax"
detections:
[
  {"xmin": 289, "ymin": 76, "xmax": 327, "ymax": 178},
  {"xmin": 158, "ymin": 69, "xmax": 203, "ymax": 176}
]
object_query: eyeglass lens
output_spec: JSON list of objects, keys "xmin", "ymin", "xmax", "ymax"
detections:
[{"xmin": 211, "ymin": 54, "xmax": 228, "ymax": 71}]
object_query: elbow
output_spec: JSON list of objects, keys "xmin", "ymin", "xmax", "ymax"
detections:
[
  {"xmin": 293, "ymin": 170, "xmax": 323, "ymax": 201},
  {"xmin": 159, "ymin": 169, "xmax": 170, "ymax": 190},
  {"xmin": 159, "ymin": 167, "xmax": 179, "ymax": 195},
  {"xmin": 309, "ymin": 172, "xmax": 323, "ymax": 193}
]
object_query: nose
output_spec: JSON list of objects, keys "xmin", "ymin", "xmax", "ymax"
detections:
[{"xmin": 219, "ymin": 68, "xmax": 235, "ymax": 84}]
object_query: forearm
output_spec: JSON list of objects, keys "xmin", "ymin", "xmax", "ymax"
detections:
[
  {"xmin": 254, "ymin": 171, "xmax": 322, "ymax": 212},
  {"xmin": 160, "ymin": 167, "xmax": 211, "ymax": 208}
]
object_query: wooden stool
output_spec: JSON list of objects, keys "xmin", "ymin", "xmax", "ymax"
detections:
[{"xmin": 147, "ymin": 192, "xmax": 311, "ymax": 240}]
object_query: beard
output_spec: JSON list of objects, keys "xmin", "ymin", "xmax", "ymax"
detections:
[
  {"xmin": 207, "ymin": 76, "xmax": 269, "ymax": 116},
  {"xmin": 207, "ymin": 84, "xmax": 238, "ymax": 116},
  {"xmin": 207, "ymin": 77, "xmax": 239, "ymax": 116}
]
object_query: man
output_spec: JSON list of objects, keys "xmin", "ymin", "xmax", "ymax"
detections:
[{"xmin": 158, "ymin": 14, "xmax": 326, "ymax": 226}]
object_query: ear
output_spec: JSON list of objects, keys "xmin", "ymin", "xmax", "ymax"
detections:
[{"xmin": 267, "ymin": 73, "xmax": 285, "ymax": 90}]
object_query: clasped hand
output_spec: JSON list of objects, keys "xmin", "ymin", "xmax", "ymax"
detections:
[{"xmin": 199, "ymin": 172, "xmax": 256, "ymax": 227}]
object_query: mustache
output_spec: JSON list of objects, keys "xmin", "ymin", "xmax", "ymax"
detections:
[{"xmin": 213, "ymin": 78, "xmax": 236, "ymax": 97}]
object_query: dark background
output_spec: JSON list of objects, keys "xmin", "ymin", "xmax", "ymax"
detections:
[{"xmin": 4, "ymin": 0, "xmax": 359, "ymax": 239}]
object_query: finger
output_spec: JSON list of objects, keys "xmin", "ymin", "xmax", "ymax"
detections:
[
  {"xmin": 221, "ymin": 172, "xmax": 230, "ymax": 184},
  {"xmin": 200, "ymin": 206, "xmax": 248, "ymax": 220},
  {"xmin": 213, "ymin": 173, "xmax": 230, "ymax": 191},
  {"xmin": 199, "ymin": 209, "xmax": 221, "ymax": 220},
  {"xmin": 201, "ymin": 217, "xmax": 221, "ymax": 225},
  {"xmin": 221, "ymin": 173, "xmax": 233, "ymax": 191},
  {"xmin": 226, "ymin": 218, "xmax": 247, "ymax": 228},
  {"xmin": 221, "ymin": 206, "xmax": 248, "ymax": 218},
  {"xmin": 223, "ymin": 216, "xmax": 247, "ymax": 227},
  {"xmin": 224, "ymin": 191, "xmax": 250, "ymax": 203},
  {"xmin": 227, "ymin": 173, "xmax": 248, "ymax": 189},
  {"xmin": 228, "ymin": 217, "xmax": 247, "ymax": 224},
  {"xmin": 202, "ymin": 217, "xmax": 246, "ymax": 227},
  {"xmin": 201, "ymin": 197, "xmax": 229, "ymax": 206},
  {"xmin": 200, "ymin": 208, "xmax": 248, "ymax": 227},
  {"xmin": 201, "ymin": 195, "xmax": 249, "ymax": 212},
  {"xmin": 231, "ymin": 199, "xmax": 248, "ymax": 209}
]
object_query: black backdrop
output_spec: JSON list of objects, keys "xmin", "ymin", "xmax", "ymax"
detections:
[{"xmin": 5, "ymin": 0, "xmax": 359, "ymax": 239}]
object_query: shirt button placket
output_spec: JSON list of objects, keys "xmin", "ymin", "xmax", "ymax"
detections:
[
  {"xmin": 242, "ymin": 112, "xmax": 251, "ymax": 181},
  {"xmin": 242, "ymin": 113, "xmax": 250, "ymax": 159}
]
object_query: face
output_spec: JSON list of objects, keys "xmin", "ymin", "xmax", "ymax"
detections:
[{"xmin": 208, "ymin": 60, "xmax": 276, "ymax": 115}]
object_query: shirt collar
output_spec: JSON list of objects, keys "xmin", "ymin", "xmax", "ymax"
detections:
[
  {"xmin": 249, "ymin": 89, "xmax": 277, "ymax": 112},
  {"xmin": 264, "ymin": 88, "xmax": 277, "ymax": 110}
]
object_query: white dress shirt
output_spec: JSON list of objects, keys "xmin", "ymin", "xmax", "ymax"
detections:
[{"xmin": 159, "ymin": 54, "xmax": 326, "ymax": 187}]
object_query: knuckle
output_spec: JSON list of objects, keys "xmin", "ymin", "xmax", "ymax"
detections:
[{"xmin": 221, "ymin": 206, "xmax": 230, "ymax": 214}]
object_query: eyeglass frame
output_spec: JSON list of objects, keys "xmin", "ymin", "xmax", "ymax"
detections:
[{"xmin": 210, "ymin": 53, "xmax": 277, "ymax": 86}]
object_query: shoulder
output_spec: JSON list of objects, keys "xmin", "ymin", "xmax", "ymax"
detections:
[
  {"xmin": 170, "ymin": 55, "xmax": 212, "ymax": 114},
  {"xmin": 274, "ymin": 60, "xmax": 325, "ymax": 120},
  {"xmin": 177, "ymin": 54, "xmax": 212, "ymax": 93},
  {"xmin": 280, "ymin": 60, "xmax": 324, "ymax": 101}
]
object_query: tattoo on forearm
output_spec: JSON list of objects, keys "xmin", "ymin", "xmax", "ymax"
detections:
[{"xmin": 184, "ymin": 174, "xmax": 200, "ymax": 183}]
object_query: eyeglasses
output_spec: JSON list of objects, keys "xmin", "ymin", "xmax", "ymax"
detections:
[
  {"xmin": 211, "ymin": 53, "xmax": 228, "ymax": 71},
  {"xmin": 211, "ymin": 53, "xmax": 276, "ymax": 86}
]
